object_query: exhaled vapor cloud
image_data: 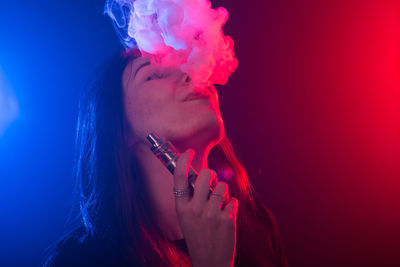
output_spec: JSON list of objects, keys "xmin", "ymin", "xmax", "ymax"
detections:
[{"xmin": 104, "ymin": 0, "xmax": 238, "ymax": 87}]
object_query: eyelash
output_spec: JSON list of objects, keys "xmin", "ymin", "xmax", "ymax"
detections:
[{"xmin": 146, "ymin": 72, "xmax": 164, "ymax": 81}]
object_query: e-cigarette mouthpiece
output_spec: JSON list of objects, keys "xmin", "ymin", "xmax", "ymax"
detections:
[{"xmin": 147, "ymin": 132, "xmax": 198, "ymax": 188}]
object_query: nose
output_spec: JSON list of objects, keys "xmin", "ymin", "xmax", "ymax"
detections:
[
  {"xmin": 180, "ymin": 73, "xmax": 216, "ymax": 98},
  {"xmin": 182, "ymin": 73, "xmax": 192, "ymax": 84}
]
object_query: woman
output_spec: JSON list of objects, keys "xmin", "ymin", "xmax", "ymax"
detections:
[{"xmin": 43, "ymin": 48, "xmax": 288, "ymax": 266}]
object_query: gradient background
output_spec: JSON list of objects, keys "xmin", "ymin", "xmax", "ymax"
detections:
[{"xmin": 0, "ymin": 0, "xmax": 399, "ymax": 266}]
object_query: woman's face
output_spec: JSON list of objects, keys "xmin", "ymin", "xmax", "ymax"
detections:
[{"xmin": 122, "ymin": 56, "xmax": 225, "ymax": 149}]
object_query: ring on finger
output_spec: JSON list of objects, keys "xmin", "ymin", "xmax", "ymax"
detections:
[
  {"xmin": 209, "ymin": 192, "xmax": 225, "ymax": 201},
  {"xmin": 173, "ymin": 187, "xmax": 191, "ymax": 198}
]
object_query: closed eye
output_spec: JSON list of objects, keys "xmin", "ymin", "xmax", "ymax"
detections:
[{"xmin": 146, "ymin": 73, "xmax": 164, "ymax": 81}]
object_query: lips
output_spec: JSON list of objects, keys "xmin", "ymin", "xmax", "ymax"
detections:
[{"xmin": 183, "ymin": 90, "xmax": 211, "ymax": 101}]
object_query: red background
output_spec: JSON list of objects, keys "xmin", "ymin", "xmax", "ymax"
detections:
[{"xmin": 218, "ymin": 0, "xmax": 400, "ymax": 266}]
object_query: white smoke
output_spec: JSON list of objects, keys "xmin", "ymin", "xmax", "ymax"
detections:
[{"xmin": 105, "ymin": 0, "xmax": 238, "ymax": 87}]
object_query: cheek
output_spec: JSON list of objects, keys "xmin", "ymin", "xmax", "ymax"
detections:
[{"xmin": 123, "ymin": 88, "xmax": 175, "ymax": 138}]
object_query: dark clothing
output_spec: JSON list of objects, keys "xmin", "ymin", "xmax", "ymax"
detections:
[{"xmin": 44, "ymin": 197, "xmax": 288, "ymax": 266}]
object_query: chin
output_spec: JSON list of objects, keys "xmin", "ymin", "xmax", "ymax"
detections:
[{"xmin": 168, "ymin": 113, "xmax": 224, "ymax": 150}]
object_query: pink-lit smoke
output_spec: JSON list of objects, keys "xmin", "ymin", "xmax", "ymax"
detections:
[{"xmin": 104, "ymin": 0, "xmax": 238, "ymax": 87}]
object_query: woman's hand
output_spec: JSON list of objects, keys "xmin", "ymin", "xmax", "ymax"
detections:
[{"xmin": 173, "ymin": 149, "xmax": 239, "ymax": 267}]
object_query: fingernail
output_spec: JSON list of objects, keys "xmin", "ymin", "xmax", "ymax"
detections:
[{"xmin": 187, "ymin": 149, "xmax": 195, "ymax": 157}]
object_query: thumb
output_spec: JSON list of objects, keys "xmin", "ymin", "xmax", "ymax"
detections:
[{"xmin": 174, "ymin": 149, "xmax": 195, "ymax": 192}]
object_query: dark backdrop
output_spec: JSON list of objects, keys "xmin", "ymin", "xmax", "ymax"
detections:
[{"xmin": 0, "ymin": 0, "xmax": 399, "ymax": 266}]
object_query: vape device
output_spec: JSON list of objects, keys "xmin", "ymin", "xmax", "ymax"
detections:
[{"xmin": 147, "ymin": 132, "xmax": 198, "ymax": 189}]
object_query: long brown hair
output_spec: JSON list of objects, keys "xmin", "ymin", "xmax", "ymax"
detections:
[{"xmin": 72, "ymin": 48, "xmax": 260, "ymax": 265}]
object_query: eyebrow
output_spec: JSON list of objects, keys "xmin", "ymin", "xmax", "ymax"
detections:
[{"xmin": 134, "ymin": 61, "xmax": 151, "ymax": 79}]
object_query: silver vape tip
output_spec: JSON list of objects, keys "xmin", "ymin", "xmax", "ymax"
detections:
[{"xmin": 147, "ymin": 132, "xmax": 162, "ymax": 147}]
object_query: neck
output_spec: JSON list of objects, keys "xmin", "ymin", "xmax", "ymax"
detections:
[{"xmin": 131, "ymin": 140, "xmax": 212, "ymax": 240}]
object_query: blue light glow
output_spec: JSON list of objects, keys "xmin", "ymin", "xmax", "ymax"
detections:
[{"xmin": 0, "ymin": 67, "xmax": 18, "ymax": 138}]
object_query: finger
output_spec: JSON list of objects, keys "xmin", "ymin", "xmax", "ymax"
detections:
[
  {"xmin": 173, "ymin": 149, "xmax": 194, "ymax": 202},
  {"xmin": 222, "ymin": 197, "xmax": 239, "ymax": 222},
  {"xmin": 191, "ymin": 169, "xmax": 217, "ymax": 211},
  {"xmin": 206, "ymin": 181, "xmax": 229, "ymax": 217},
  {"xmin": 210, "ymin": 170, "xmax": 218, "ymax": 189}
]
